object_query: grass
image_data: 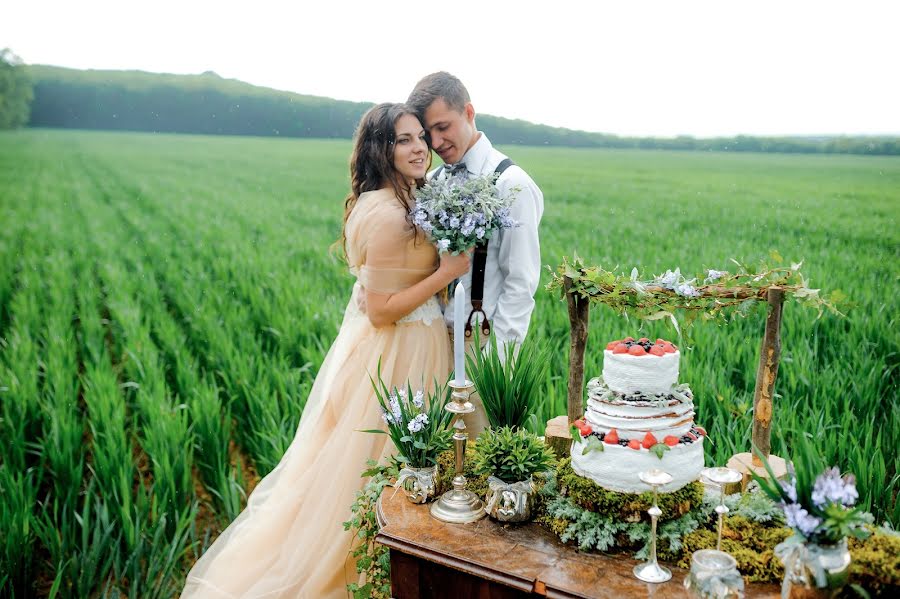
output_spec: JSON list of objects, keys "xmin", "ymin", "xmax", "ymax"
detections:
[{"xmin": 0, "ymin": 128, "xmax": 897, "ymax": 596}]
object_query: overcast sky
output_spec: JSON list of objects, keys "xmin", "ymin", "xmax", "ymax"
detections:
[{"xmin": 4, "ymin": 0, "xmax": 899, "ymax": 138}]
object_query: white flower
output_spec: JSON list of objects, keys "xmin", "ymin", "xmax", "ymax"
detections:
[
  {"xmin": 413, "ymin": 390, "xmax": 425, "ymax": 408},
  {"xmin": 397, "ymin": 388, "xmax": 407, "ymax": 399},
  {"xmin": 407, "ymin": 413, "xmax": 429, "ymax": 433},
  {"xmin": 705, "ymin": 269, "xmax": 728, "ymax": 283},
  {"xmin": 436, "ymin": 239, "xmax": 450, "ymax": 253},
  {"xmin": 675, "ymin": 282, "xmax": 701, "ymax": 298},
  {"xmin": 654, "ymin": 268, "xmax": 681, "ymax": 289},
  {"xmin": 388, "ymin": 394, "xmax": 401, "ymax": 421}
]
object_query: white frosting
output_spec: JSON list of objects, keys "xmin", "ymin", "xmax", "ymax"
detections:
[
  {"xmin": 570, "ymin": 436, "xmax": 705, "ymax": 493},
  {"xmin": 585, "ymin": 397, "xmax": 695, "ymax": 438},
  {"xmin": 602, "ymin": 349, "xmax": 679, "ymax": 395}
]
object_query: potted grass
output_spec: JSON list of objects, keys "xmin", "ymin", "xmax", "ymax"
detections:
[
  {"xmin": 364, "ymin": 371, "xmax": 454, "ymax": 504},
  {"xmin": 466, "ymin": 329, "xmax": 549, "ymax": 430},
  {"xmin": 471, "ymin": 425, "xmax": 556, "ymax": 522}
]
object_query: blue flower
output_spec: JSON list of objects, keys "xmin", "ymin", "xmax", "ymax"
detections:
[
  {"xmin": 783, "ymin": 503, "xmax": 822, "ymax": 536},
  {"xmin": 812, "ymin": 467, "xmax": 858, "ymax": 507}
]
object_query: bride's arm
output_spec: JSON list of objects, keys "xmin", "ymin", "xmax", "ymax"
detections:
[{"xmin": 365, "ymin": 251, "xmax": 470, "ymax": 328}]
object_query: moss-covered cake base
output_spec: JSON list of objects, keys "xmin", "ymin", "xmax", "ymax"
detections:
[{"xmin": 556, "ymin": 457, "xmax": 704, "ymax": 522}]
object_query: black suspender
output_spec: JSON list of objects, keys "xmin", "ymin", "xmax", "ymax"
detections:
[{"xmin": 465, "ymin": 158, "xmax": 514, "ymax": 339}]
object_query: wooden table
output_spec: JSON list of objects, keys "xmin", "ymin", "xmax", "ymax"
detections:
[{"xmin": 376, "ymin": 489, "xmax": 780, "ymax": 598}]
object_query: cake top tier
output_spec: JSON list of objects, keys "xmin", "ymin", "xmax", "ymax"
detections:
[
  {"xmin": 606, "ymin": 337, "xmax": 678, "ymax": 357},
  {"xmin": 602, "ymin": 337, "xmax": 680, "ymax": 395}
]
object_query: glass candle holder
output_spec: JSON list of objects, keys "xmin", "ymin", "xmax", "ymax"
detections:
[{"xmin": 684, "ymin": 549, "xmax": 745, "ymax": 599}]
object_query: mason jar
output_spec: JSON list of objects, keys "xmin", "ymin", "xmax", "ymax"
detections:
[{"xmin": 684, "ymin": 549, "xmax": 745, "ymax": 599}]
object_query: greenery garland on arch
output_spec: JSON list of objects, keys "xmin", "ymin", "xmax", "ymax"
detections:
[{"xmin": 546, "ymin": 251, "xmax": 846, "ymax": 332}]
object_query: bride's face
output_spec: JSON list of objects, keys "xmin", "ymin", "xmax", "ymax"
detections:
[{"xmin": 393, "ymin": 114, "xmax": 429, "ymax": 182}]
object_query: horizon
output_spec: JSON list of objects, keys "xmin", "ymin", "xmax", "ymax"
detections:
[
  {"xmin": 5, "ymin": 0, "xmax": 900, "ymax": 138},
  {"xmin": 25, "ymin": 62, "xmax": 900, "ymax": 142}
]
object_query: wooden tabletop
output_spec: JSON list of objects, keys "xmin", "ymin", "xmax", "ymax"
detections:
[{"xmin": 376, "ymin": 488, "xmax": 780, "ymax": 598}]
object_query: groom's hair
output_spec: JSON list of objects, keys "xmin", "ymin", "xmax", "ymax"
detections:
[{"xmin": 407, "ymin": 71, "xmax": 471, "ymax": 119}]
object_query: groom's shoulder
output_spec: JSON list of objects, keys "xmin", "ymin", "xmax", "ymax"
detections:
[{"xmin": 490, "ymin": 150, "xmax": 540, "ymax": 191}]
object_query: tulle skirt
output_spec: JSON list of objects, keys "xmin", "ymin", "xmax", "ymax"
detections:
[{"xmin": 182, "ymin": 293, "xmax": 451, "ymax": 598}]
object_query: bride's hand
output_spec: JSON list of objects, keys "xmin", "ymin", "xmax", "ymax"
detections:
[{"xmin": 439, "ymin": 249, "xmax": 472, "ymax": 280}]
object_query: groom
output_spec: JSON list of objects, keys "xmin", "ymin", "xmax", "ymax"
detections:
[{"xmin": 407, "ymin": 71, "xmax": 544, "ymax": 435}]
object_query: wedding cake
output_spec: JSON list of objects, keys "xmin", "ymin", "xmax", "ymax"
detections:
[{"xmin": 570, "ymin": 337, "xmax": 706, "ymax": 493}]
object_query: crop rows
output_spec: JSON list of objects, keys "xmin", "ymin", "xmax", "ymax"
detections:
[{"xmin": 0, "ymin": 129, "xmax": 897, "ymax": 596}]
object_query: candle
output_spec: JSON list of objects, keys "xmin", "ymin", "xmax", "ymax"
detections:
[{"xmin": 454, "ymin": 281, "xmax": 466, "ymax": 384}]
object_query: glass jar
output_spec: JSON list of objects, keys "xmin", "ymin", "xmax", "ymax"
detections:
[{"xmin": 684, "ymin": 549, "xmax": 745, "ymax": 599}]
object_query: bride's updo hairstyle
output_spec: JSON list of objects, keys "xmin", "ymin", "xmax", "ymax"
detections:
[{"xmin": 339, "ymin": 102, "xmax": 431, "ymax": 259}]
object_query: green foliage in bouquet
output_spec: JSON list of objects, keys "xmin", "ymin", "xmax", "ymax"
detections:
[
  {"xmin": 751, "ymin": 437, "xmax": 873, "ymax": 545},
  {"xmin": 465, "ymin": 329, "xmax": 549, "ymax": 430},
  {"xmin": 364, "ymin": 366, "xmax": 454, "ymax": 468},
  {"xmin": 412, "ymin": 172, "xmax": 521, "ymax": 254},
  {"xmin": 471, "ymin": 426, "xmax": 556, "ymax": 483}
]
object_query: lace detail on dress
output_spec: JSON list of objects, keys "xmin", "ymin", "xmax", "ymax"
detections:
[
  {"xmin": 344, "ymin": 283, "xmax": 443, "ymax": 326},
  {"xmin": 397, "ymin": 296, "xmax": 442, "ymax": 325}
]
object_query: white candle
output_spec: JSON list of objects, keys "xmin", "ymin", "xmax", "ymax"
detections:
[{"xmin": 453, "ymin": 281, "xmax": 466, "ymax": 384}]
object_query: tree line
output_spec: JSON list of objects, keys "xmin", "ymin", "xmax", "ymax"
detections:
[{"xmin": 4, "ymin": 58, "xmax": 899, "ymax": 156}]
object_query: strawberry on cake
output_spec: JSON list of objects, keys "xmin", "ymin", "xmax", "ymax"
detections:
[{"xmin": 570, "ymin": 337, "xmax": 707, "ymax": 493}]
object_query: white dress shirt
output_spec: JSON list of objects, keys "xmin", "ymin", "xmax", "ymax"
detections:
[{"xmin": 429, "ymin": 133, "xmax": 544, "ymax": 346}]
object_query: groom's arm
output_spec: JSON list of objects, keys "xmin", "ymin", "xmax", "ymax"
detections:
[{"xmin": 493, "ymin": 167, "xmax": 544, "ymax": 347}]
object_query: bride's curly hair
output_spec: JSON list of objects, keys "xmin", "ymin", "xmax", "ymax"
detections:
[{"xmin": 338, "ymin": 103, "xmax": 431, "ymax": 259}]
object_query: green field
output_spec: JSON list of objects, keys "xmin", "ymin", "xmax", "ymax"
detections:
[{"xmin": 1, "ymin": 128, "xmax": 898, "ymax": 596}]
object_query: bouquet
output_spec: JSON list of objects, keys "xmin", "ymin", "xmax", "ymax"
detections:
[
  {"xmin": 412, "ymin": 172, "xmax": 520, "ymax": 254},
  {"xmin": 364, "ymin": 370, "xmax": 454, "ymax": 469}
]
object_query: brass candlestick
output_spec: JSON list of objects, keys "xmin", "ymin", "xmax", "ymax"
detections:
[
  {"xmin": 430, "ymin": 379, "xmax": 486, "ymax": 523},
  {"xmin": 633, "ymin": 468, "xmax": 674, "ymax": 584}
]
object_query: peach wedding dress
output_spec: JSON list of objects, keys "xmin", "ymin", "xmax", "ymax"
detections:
[{"xmin": 182, "ymin": 188, "xmax": 452, "ymax": 598}]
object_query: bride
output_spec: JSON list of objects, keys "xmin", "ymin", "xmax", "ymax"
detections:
[{"xmin": 182, "ymin": 103, "xmax": 469, "ymax": 598}]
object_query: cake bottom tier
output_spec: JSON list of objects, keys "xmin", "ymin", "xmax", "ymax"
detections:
[{"xmin": 570, "ymin": 436, "xmax": 705, "ymax": 494}]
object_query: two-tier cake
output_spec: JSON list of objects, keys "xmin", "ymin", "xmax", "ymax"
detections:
[{"xmin": 570, "ymin": 336, "xmax": 707, "ymax": 493}]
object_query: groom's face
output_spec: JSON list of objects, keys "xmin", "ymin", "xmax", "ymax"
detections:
[{"xmin": 422, "ymin": 98, "xmax": 477, "ymax": 165}]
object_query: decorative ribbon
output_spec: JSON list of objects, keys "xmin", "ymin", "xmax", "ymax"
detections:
[
  {"xmin": 689, "ymin": 564, "xmax": 745, "ymax": 598},
  {"xmin": 393, "ymin": 467, "xmax": 436, "ymax": 502},
  {"xmin": 775, "ymin": 535, "xmax": 829, "ymax": 598},
  {"xmin": 485, "ymin": 476, "xmax": 533, "ymax": 517}
]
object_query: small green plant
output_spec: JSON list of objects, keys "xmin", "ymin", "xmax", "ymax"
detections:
[
  {"xmin": 363, "ymin": 365, "xmax": 454, "ymax": 468},
  {"xmin": 472, "ymin": 426, "xmax": 556, "ymax": 483},
  {"xmin": 343, "ymin": 459, "xmax": 397, "ymax": 599},
  {"xmin": 466, "ymin": 329, "xmax": 549, "ymax": 430}
]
